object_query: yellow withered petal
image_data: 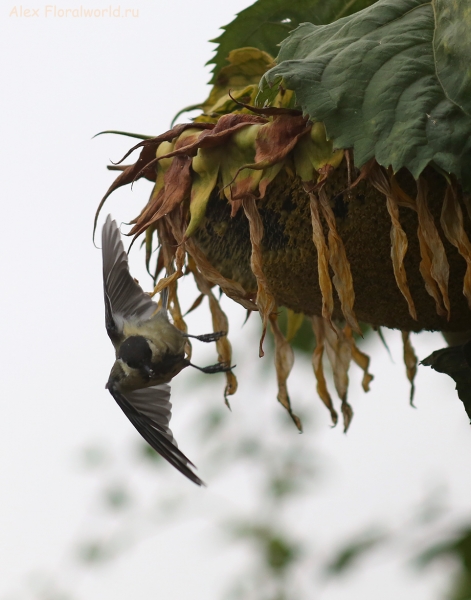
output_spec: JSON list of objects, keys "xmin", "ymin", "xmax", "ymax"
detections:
[
  {"xmin": 401, "ymin": 331, "xmax": 418, "ymax": 406},
  {"xmin": 189, "ymin": 260, "xmax": 237, "ymax": 404},
  {"xmin": 311, "ymin": 317, "xmax": 338, "ymax": 427},
  {"xmin": 242, "ymin": 196, "xmax": 276, "ymax": 356},
  {"xmin": 416, "ymin": 177, "xmax": 450, "ymax": 320},
  {"xmin": 270, "ymin": 313, "xmax": 302, "ymax": 432},
  {"xmin": 369, "ymin": 164, "xmax": 417, "ymax": 321},
  {"xmin": 440, "ymin": 183, "xmax": 471, "ymax": 309},
  {"xmin": 318, "ymin": 185, "xmax": 360, "ymax": 335},
  {"xmin": 308, "ymin": 190, "xmax": 334, "ymax": 329}
]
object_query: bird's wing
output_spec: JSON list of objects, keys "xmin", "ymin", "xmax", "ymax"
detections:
[
  {"xmin": 421, "ymin": 343, "xmax": 471, "ymax": 421},
  {"xmin": 107, "ymin": 382, "xmax": 204, "ymax": 486},
  {"xmin": 102, "ymin": 215, "xmax": 158, "ymax": 342}
]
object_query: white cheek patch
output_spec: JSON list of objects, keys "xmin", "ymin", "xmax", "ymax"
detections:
[
  {"xmin": 119, "ymin": 359, "xmax": 134, "ymax": 377},
  {"xmin": 146, "ymin": 339, "xmax": 164, "ymax": 361}
]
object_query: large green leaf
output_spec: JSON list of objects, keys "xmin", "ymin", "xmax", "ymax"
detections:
[
  {"xmin": 208, "ymin": 0, "xmax": 379, "ymax": 84},
  {"xmin": 261, "ymin": 0, "xmax": 471, "ymax": 190}
]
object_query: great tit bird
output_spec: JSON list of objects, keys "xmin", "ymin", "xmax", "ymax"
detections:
[{"xmin": 102, "ymin": 215, "xmax": 231, "ymax": 485}]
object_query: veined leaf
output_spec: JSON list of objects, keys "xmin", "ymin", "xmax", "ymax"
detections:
[
  {"xmin": 208, "ymin": 0, "xmax": 378, "ymax": 84},
  {"xmin": 261, "ymin": 0, "xmax": 471, "ymax": 190}
]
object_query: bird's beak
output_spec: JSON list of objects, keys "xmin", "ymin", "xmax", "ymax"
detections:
[{"xmin": 143, "ymin": 365, "xmax": 154, "ymax": 378}]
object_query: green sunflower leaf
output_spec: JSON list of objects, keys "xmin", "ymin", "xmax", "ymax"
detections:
[
  {"xmin": 208, "ymin": 0, "xmax": 379, "ymax": 84},
  {"xmin": 261, "ymin": 0, "xmax": 471, "ymax": 190}
]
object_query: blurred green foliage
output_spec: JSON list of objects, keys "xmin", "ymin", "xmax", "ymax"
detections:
[{"xmin": 416, "ymin": 528, "xmax": 471, "ymax": 600}]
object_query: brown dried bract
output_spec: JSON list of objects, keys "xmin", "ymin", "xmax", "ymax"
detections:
[
  {"xmin": 190, "ymin": 260, "xmax": 237, "ymax": 405},
  {"xmin": 369, "ymin": 164, "xmax": 417, "ymax": 320},
  {"xmin": 242, "ymin": 196, "xmax": 276, "ymax": 356},
  {"xmin": 323, "ymin": 321, "xmax": 354, "ymax": 432},
  {"xmin": 401, "ymin": 331, "xmax": 418, "ymax": 406},
  {"xmin": 415, "ymin": 177, "xmax": 450, "ymax": 320},
  {"xmin": 343, "ymin": 325, "xmax": 374, "ymax": 392},
  {"xmin": 318, "ymin": 185, "xmax": 360, "ymax": 336},
  {"xmin": 270, "ymin": 313, "xmax": 302, "ymax": 431},
  {"xmin": 308, "ymin": 190, "xmax": 334, "ymax": 328},
  {"xmin": 311, "ymin": 317, "xmax": 339, "ymax": 426},
  {"xmin": 440, "ymin": 182, "xmax": 471, "ymax": 310}
]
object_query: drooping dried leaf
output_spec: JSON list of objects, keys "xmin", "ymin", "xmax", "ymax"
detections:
[
  {"xmin": 417, "ymin": 222, "xmax": 447, "ymax": 318},
  {"xmin": 402, "ymin": 331, "xmax": 418, "ymax": 406},
  {"xmin": 416, "ymin": 177, "xmax": 450, "ymax": 320},
  {"xmin": 184, "ymin": 293, "xmax": 205, "ymax": 316},
  {"xmin": 144, "ymin": 224, "xmax": 156, "ymax": 278},
  {"xmin": 226, "ymin": 115, "xmax": 310, "ymax": 204},
  {"xmin": 311, "ymin": 316, "xmax": 338, "ymax": 426},
  {"xmin": 344, "ymin": 325, "xmax": 374, "ymax": 392},
  {"xmin": 376, "ymin": 327, "xmax": 393, "ymax": 361},
  {"xmin": 440, "ymin": 183, "xmax": 471, "ymax": 309},
  {"xmin": 462, "ymin": 194, "xmax": 471, "ymax": 224},
  {"xmin": 186, "ymin": 237, "xmax": 257, "ymax": 311},
  {"xmin": 243, "ymin": 196, "xmax": 276, "ymax": 356},
  {"xmin": 112, "ymin": 123, "xmax": 201, "ymax": 166},
  {"xmin": 270, "ymin": 314, "xmax": 302, "ymax": 431},
  {"xmin": 369, "ymin": 165, "xmax": 417, "ymax": 320},
  {"xmin": 130, "ymin": 140, "xmax": 175, "ymax": 227},
  {"xmin": 158, "ymin": 114, "xmax": 268, "ymax": 162},
  {"xmin": 131, "ymin": 155, "xmax": 193, "ymax": 239},
  {"xmin": 318, "ymin": 185, "xmax": 360, "ymax": 335},
  {"xmin": 152, "ymin": 246, "xmax": 165, "ymax": 285},
  {"xmin": 151, "ymin": 243, "xmax": 186, "ymax": 301},
  {"xmin": 190, "ymin": 263, "xmax": 238, "ymax": 404},
  {"xmin": 308, "ymin": 191, "xmax": 334, "ymax": 328},
  {"xmin": 255, "ymin": 115, "xmax": 310, "ymax": 168},
  {"xmin": 94, "ymin": 143, "xmax": 157, "ymax": 239},
  {"xmin": 169, "ymin": 276, "xmax": 192, "ymax": 360},
  {"xmin": 323, "ymin": 323, "xmax": 352, "ymax": 404},
  {"xmin": 323, "ymin": 321, "xmax": 355, "ymax": 432},
  {"xmin": 341, "ymin": 402, "xmax": 354, "ymax": 433},
  {"xmin": 389, "ymin": 173, "xmax": 416, "ymax": 210}
]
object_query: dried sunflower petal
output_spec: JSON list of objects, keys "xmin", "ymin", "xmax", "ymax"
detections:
[
  {"xmin": 190, "ymin": 263, "xmax": 237, "ymax": 405},
  {"xmin": 309, "ymin": 191, "xmax": 334, "ymax": 328},
  {"xmin": 369, "ymin": 165, "xmax": 417, "ymax": 320},
  {"xmin": 318, "ymin": 185, "xmax": 360, "ymax": 335},
  {"xmin": 440, "ymin": 183, "xmax": 471, "ymax": 309},
  {"xmin": 270, "ymin": 314, "xmax": 302, "ymax": 431},
  {"xmin": 416, "ymin": 177, "xmax": 450, "ymax": 320},
  {"xmin": 311, "ymin": 317, "xmax": 338, "ymax": 426},
  {"xmin": 344, "ymin": 325, "xmax": 374, "ymax": 392},
  {"xmin": 242, "ymin": 196, "xmax": 276, "ymax": 356},
  {"xmin": 402, "ymin": 331, "xmax": 418, "ymax": 406}
]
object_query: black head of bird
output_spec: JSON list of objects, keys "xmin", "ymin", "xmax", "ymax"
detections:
[{"xmin": 101, "ymin": 215, "xmax": 233, "ymax": 485}]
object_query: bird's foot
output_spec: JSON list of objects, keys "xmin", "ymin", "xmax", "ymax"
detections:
[
  {"xmin": 183, "ymin": 331, "xmax": 227, "ymax": 343},
  {"xmin": 190, "ymin": 361, "xmax": 234, "ymax": 374}
]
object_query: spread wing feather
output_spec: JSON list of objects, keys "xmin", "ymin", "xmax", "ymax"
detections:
[
  {"xmin": 125, "ymin": 384, "xmax": 174, "ymax": 441},
  {"xmin": 102, "ymin": 215, "xmax": 158, "ymax": 342},
  {"xmin": 108, "ymin": 383, "xmax": 204, "ymax": 486}
]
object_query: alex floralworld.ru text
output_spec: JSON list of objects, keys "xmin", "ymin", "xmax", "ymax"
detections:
[{"xmin": 9, "ymin": 5, "xmax": 139, "ymax": 17}]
